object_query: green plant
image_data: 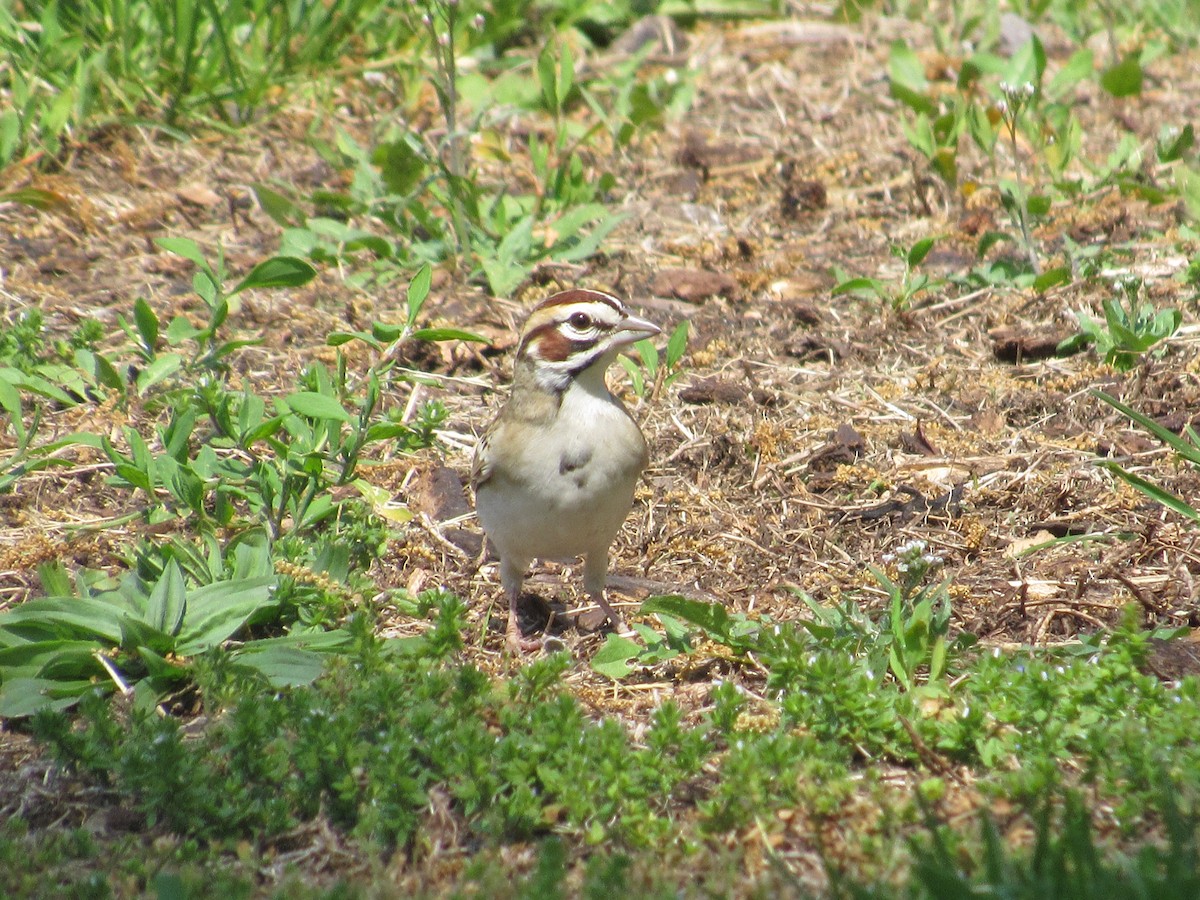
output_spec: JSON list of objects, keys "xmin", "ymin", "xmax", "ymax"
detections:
[
  {"xmin": 873, "ymin": 539, "xmax": 953, "ymax": 693},
  {"xmin": 618, "ymin": 321, "xmax": 689, "ymax": 400},
  {"xmin": 906, "ymin": 784, "xmax": 1200, "ymax": 899},
  {"xmin": 0, "ymin": 532, "xmax": 352, "ymax": 716},
  {"xmin": 832, "ymin": 237, "xmax": 941, "ymax": 311},
  {"xmin": 1094, "ymin": 390, "xmax": 1200, "ymax": 523},
  {"xmin": 0, "ymin": 0, "xmax": 410, "ymax": 169},
  {"xmin": 1059, "ymin": 277, "xmax": 1181, "ymax": 370}
]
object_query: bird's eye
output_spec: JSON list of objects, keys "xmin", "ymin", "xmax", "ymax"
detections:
[{"xmin": 567, "ymin": 311, "xmax": 592, "ymax": 330}]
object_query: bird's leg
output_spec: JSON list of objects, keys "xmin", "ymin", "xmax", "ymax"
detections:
[
  {"xmin": 584, "ymin": 550, "xmax": 631, "ymax": 635},
  {"xmin": 501, "ymin": 556, "xmax": 542, "ymax": 652}
]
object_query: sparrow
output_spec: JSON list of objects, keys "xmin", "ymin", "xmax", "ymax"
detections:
[{"xmin": 472, "ymin": 288, "xmax": 661, "ymax": 651}]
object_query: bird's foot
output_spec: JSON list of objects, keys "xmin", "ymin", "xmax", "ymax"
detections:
[{"xmin": 505, "ymin": 616, "xmax": 545, "ymax": 653}]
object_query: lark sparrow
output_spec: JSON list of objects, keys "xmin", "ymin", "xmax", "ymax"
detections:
[{"xmin": 472, "ymin": 289, "xmax": 661, "ymax": 651}]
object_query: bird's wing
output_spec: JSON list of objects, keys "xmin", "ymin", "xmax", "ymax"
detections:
[{"xmin": 470, "ymin": 430, "xmax": 494, "ymax": 492}]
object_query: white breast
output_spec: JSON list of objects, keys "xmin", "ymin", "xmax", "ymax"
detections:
[{"xmin": 475, "ymin": 379, "xmax": 647, "ymax": 564}]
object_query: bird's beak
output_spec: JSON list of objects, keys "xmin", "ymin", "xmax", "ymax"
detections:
[{"xmin": 612, "ymin": 314, "xmax": 662, "ymax": 347}]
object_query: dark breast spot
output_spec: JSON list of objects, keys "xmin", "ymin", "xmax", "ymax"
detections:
[{"xmin": 559, "ymin": 447, "xmax": 593, "ymax": 475}]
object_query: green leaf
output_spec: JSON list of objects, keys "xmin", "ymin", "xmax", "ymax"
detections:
[
  {"xmin": 165, "ymin": 315, "xmax": 202, "ymax": 345},
  {"xmin": 1047, "ymin": 48, "xmax": 1094, "ymax": 100},
  {"xmin": 1004, "ymin": 34, "xmax": 1045, "ymax": 90},
  {"xmin": 1026, "ymin": 194, "xmax": 1052, "ymax": 216},
  {"xmin": 175, "ymin": 575, "xmax": 277, "ymax": 655},
  {"xmin": 119, "ymin": 615, "xmax": 175, "ymax": 656},
  {"xmin": 0, "ymin": 676, "xmax": 98, "ymax": 717},
  {"xmin": 326, "ymin": 330, "xmax": 381, "ymax": 349},
  {"xmin": 641, "ymin": 595, "xmax": 731, "ymax": 640},
  {"xmin": 1032, "ymin": 266, "xmax": 1071, "ymax": 293},
  {"xmin": 232, "ymin": 256, "xmax": 316, "ymax": 294},
  {"xmin": 0, "ymin": 367, "xmax": 77, "ymax": 406},
  {"xmin": 906, "ymin": 237, "xmax": 936, "ymax": 267},
  {"xmin": 888, "ymin": 40, "xmax": 934, "ymax": 114},
  {"xmin": 666, "ymin": 321, "xmax": 689, "ymax": 368},
  {"xmin": 0, "ymin": 596, "xmax": 127, "ymax": 644},
  {"xmin": 145, "ymin": 560, "xmax": 187, "ymax": 636},
  {"xmin": 1094, "ymin": 391, "xmax": 1200, "ymax": 466},
  {"xmin": 1101, "ymin": 462, "xmax": 1200, "ymax": 523},
  {"xmin": 409, "ymin": 327, "xmax": 488, "ymax": 343},
  {"xmin": 832, "ymin": 277, "xmax": 885, "ymax": 297},
  {"xmin": 618, "ymin": 357, "xmax": 644, "ymax": 396},
  {"xmin": 372, "ymin": 140, "xmax": 427, "ymax": 196},
  {"xmin": 0, "ymin": 188, "xmax": 69, "ymax": 210},
  {"xmin": 136, "ymin": 354, "xmax": 184, "ymax": 394},
  {"xmin": 155, "ymin": 237, "xmax": 210, "ymax": 272},
  {"xmin": 1157, "ymin": 124, "xmax": 1194, "ymax": 163},
  {"xmin": 1176, "ymin": 166, "xmax": 1200, "ymax": 223},
  {"xmin": 482, "ymin": 258, "xmax": 528, "ymax": 298},
  {"xmin": 538, "ymin": 44, "xmax": 559, "ymax": 112},
  {"xmin": 0, "ymin": 377, "xmax": 23, "ymax": 438},
  {"xmin": 251, "ymin": 183, "xmax": 305, "ymax": 227},
  {"xmin": 406, "ymin": 263, "xmax": 433, "ymax": 326},
  {"xmin": 229, "ymin": 645, "xmax": 329, "ymax": 687},
  {"xmin": 282, "ymin": 391, "xmax": 352, "ymax": 422},
  {"xmin": 590, "ymin": 634, "xmax": 643, "ymax": 679},
  {"xmin": 1100, "ymin": 55, "xmax": 1143, "ymax": 98},
  {"xmin": 133, "ymin": 297, "xmax": 159, "ymax": 351}
]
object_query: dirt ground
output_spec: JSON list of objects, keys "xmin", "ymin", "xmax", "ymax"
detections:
[{"xmin": 2, "ymin": 9, "xmax": 1200, "ymax": 887}]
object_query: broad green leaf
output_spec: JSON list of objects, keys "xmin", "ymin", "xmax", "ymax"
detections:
[
  {"xmin": 166, "ymin": 314, "xmax": 203, "ymax": 345},
  {"xmin": 136, "ymin": 354, "xmax": 184, "ymax": 394},
  {"xmin": 538, "ymin": 43, "xmax": 559, "ymax": 112},
  {"xmin": 155, "ymin": 237, "xmax": 210, "ymax": 272},
  {"xmin": 175, "ymin": 575, "xmax": 277, "ymax": 655},
  {"xmin": 888, "ymin": 40, "xmax": 933, "ymax": 114},
  {"xmin": 119, "ymin": 615, "xmax": 176, "ymax": 656},
  {"xmin": 590, "ymin": 633, "xmax": 642, "ymax": 679},
  {"xmin": 133, "ymin": 297, "xmax": 159, "ymax": 351},
  {"xmin": 371, "ymin": 322, "xmax": 404, "ymax": 342},
  {"xmin": 1101, "ymin": 55, "xmax": 1143, "ymax": 97},
  {"xmin": 229, "ymin": 646, "xmax": 328, "ymax": 687},
  {"xmin": 907, "ymin": 237, "xmax": 936, "ymax": 266},
  {"xmin": 0, "ymin": 377, "xmax": 22, "ymax": 439},
  {"xmin": 0, "ymin": 597, "xmax": 127, "ymax": 644},
  {"xmin": 251, "ymin": 183, "xmax": 305, "ymax": 227},
  {"xmin": 1026, "ymin": 194, "xmax": 1052, "ymax": 216},
  {"xmin": 232, "ymin": 256, "xmax": 316, "ymax": 294},
  {"xmin": 372, "ymin": 140, "xmax": 427, "ymax": 196},
  {"xmin": 0, "ymin": 639, "xmax": 105, "ymax": 679},
  {"xmin": 0, "ymin": 676, "xmax": 98, "ymax": 717},
  {"xmin": 326, "ymin": 330, "xmax": 382, "ymax": 349},
  {"xmin": 0, "ymin": 367, "xmax": 77, "ymax": 406},
  {"xmin": 641, "ymin": 595, "xmax": 731, "ymax": 639},
  {"xmin": 282, "ymin": 391, "xmax": 352, "ymax": 422},
  {"xmin": 1047, "ymin": 48, "xmax": 1094, "ymax": 100},
  {"xmin": 1032, "ymin": 267, "xmax": 1071, "ymax": 293},
  {"xmin": 482, "ymin": 258, "xmax": 527, "ymax": 298},
  {"xmin": 406, "ymin": 263, "xmax": 433, "ymax": 325},
  {"xmin": 832, "ymin": 277, "xmax": 885, "ymax": 297},
  {"xmin": 146, "ymin": 560, "xmax": 187, "ymax": 636}
]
